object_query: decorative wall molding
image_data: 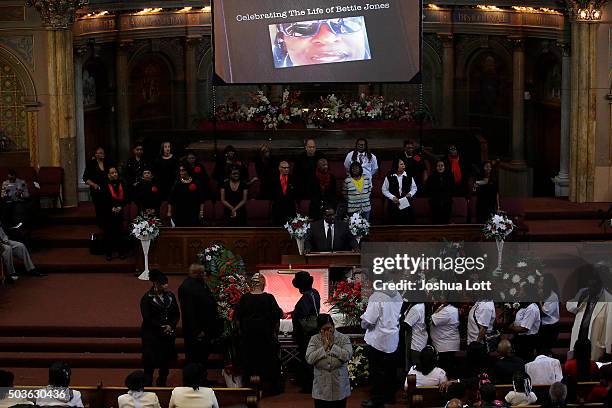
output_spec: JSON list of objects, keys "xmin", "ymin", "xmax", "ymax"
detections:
[
  {"xmin": 0, "ymin": 36, "xmax": 34, "ymax": 70},
  {"xmin": 26, "ymin": 0, "xmax": 87, "ymax": 29}
]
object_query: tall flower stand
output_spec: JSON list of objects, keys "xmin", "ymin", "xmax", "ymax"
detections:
[
  {"xmin": 138, "ymin": 237, "xmax": 152, "ymax": 280},
  {"xmin": 493, "ymin": 237, "xmax": 504, "ymax": 277},
  {"xmin": 296, "ymin": 237, "xmax": 305, "ymax": 255}
]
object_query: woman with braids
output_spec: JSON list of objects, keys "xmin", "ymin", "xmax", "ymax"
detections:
[
  {"xmin": 504, "ymin": 371, "xmax": 537, "ymax": 406},
  {"xmin": 343, "ymin": 138, "xmax": 378, "ymax": 180}
]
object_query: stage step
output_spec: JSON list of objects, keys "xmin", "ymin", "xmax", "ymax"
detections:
[
  {"xmin": 30, "ymin": 224, "xmax": 101, "ymax": 248},
  {"xmin": 0, "ymin": 351, "xmax": 223, "ymax": 369},
  {"xmin": 30, "ymin": 247, "xmax": 135, "ymax": 274},
  {"xmin": 0, "ymin": 337, "xmax": 183, "ymax": 353}
]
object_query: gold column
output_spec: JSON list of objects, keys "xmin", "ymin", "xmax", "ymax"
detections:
[
  {"xmin": 27, "ymin": 0, "xmax": 86, "ymax": 207},
  {"xmin": 567, "ymin": 0, "xmax": 602, "ymax": 202},
  {"xmin": 439, "ymin": 34, "xmax": 454, "ymax": 127},
  {"xmin": 25, "ymin": 108, "xmax": 38, "ymax": 168}
]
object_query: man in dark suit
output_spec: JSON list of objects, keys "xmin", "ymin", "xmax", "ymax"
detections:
[
  {"xmin": 293, "ymin": 138, "xmax": 324, "ymax": 199},
  {"xmin": 493, "ymin": 339, "xmax": 525, "ymax": 384},
  {"xmin": 304, "ymin": 207, "xmax": 358, "ymax": 253},
  {"xmin": 178, "ymin": 263, "xmax": 219, "ymax": 384},
  {"xmin": 271, "ymin": 161, "xmax": 297, "ymax": 226}
]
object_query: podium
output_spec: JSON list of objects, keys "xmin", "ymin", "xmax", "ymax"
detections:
[{"xmin": 281, "ymin": 251, "xmax": 360, "ymax": 267}]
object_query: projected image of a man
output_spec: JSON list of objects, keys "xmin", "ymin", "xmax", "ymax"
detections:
[{"xmin": 270, "ymin": 16, "xmax": 371, "ymax": 68}]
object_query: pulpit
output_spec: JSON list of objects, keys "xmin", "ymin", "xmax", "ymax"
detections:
[{"xmin": 281, "ymin": 251, "xmax": 360, "ymax": 267}]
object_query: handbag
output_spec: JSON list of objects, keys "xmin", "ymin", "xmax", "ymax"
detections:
[
  {"xmin": 299, "ymin": 293, "xmax": 319, "ymax": 337},
  {"xmin": 89, "ymin": 233, "xmax": 104, "ymax": 255}
]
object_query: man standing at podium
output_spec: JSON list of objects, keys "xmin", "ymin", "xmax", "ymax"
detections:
[{"xmin": 304, "ymin": 207, "xmax": 358, "ymax": 254}]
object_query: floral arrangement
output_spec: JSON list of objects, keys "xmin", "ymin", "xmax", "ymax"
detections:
[
  {"xmin": 214, "ymin": 90, "xmax": 418, "ymax": 129},
  {"xmin": 497, "ymin": 255, "xmax": 543, "ymax": 302},
  {"xmin": 131, "ymin": 215, "xmax": 162, "ymax": 240},
  {"xmin": 483, "ymin": 212, "xmax": 515, "ymax": 240},
  {"xmin": 348, "ymin": 345, "xmax": 369, "ymax": 388},
  {"xmin": 348, "ymin": 212, "xmax": 370, "ymax": 241},
  {"xmin": 284, "ymin": 214, "xmax": 311, "ymax": 239},
  {"xmin": 197, "ymin": 244, "xmax": 249, "ymax": 322},
  {"xmin": 327, "ymin": 279, "xmax": 365, "ymax": 326}
]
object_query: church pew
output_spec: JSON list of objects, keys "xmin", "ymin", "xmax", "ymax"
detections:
[
  {"xmin": 16, "ymin": 379, "xmax": 261, "ymax": 408},
  {"xmin": 405, "ymin": 376, "xmax": 598, "ymax": 408}
]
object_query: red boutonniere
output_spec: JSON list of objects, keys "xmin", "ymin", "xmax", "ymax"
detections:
[
  {"xmin": 413, "ymin": 155, "xmax": 421, "ymax": 162},
  {"xmin": 194, "ymin": 166, "xmax": 202, "ymax": 174},
  {"xmin": 151, "ymin": 186, "xmax": 158, "ymax": 193},
  {"xmin": 188, "ymin": 183, "xmax": 197, "ymax": 192}
]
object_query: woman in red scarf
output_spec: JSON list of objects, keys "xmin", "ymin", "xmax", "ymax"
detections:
[
  {"xmin": 103, "ymin": 166, "xmax": 129, "ymax": 261},
  {"xmin": 309, "ymin": 158, "xmax": 337, "ymax": 221}
]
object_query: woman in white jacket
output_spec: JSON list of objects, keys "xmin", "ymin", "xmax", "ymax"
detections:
[{"xmin": 566, "ymin": 271, "xmax": 612, "ymax": 361}]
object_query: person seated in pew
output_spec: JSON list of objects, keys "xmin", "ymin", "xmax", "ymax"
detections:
[
  {"xmin": 524, "ymin": 349, "xmax": 563, "ymax": 386},
  {"xmin": 1, "ymin": 168, "xmax": 30, "ymax": 228},
  {"xmin": 0, "ymin": 370, "xmax": 33, "ymax": 408},
  {"xmin": 504, "ymin": 371, "xmax": 537, "ymax": 407},
  {"xmin": 494, "ymin": 340, "xmax": 526, "ymax": 385},
  {"xmin": 220, "ymin": 166, "xmax": 248, "ymax": 227},
  {"xmin": 541, "ymin": 382, "xmax": 568, "ymax": 408},
  {"xmin": 406, "ymin": 345, "xmax": 448, "ymax": 387},
  {"xmin": 169, "ymin": 363, "xmax": 219, "ymax": 408},
  {"xmin": 563, "ymin": 339, "xmax": 600, "ymax": 381},
  {"xmin": 478, "ymin": 382, "xmax": 508, "ymax": 408},
  {"xmin": 118, "ymin": 371, "xmax": 161, "ymax": 408},
  {"xmin": 36, "ymin": 362, "xmax": 84, "ymax": 408},
  {"xmin": 133, "ymin": 167, "xmax": 162, "ymax": 217},
  {"xmin": 304, "ymin": 207, "xmax": 357, "ymax": 254},
  {"xmin": 587, "ymin": 364, "xmax": 612, "ymax": 403},
  {"xmin": 382, "ymin": 157, "xmax": 417, "ymax": 225}
]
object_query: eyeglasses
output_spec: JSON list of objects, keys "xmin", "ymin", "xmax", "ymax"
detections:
[{"xmin": 278, "ymin": 17, "xmax": 364, "ymax": 38}]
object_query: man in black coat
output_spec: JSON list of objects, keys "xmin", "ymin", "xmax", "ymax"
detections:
[
  {"xmin": 293, "ymin": 138, "xmax": 324, "ymax": 199},
  {"xmin": 304, "ymin": 207, "xmax": 358, "ymax": 253},
  {"xmin": 178, "ymin": 263, "xmax": 219, "ymax": 383},
  {"xmin": 271, "ymin": 161, "xmax": 297, "ymax": 226},
  {"xmin": 493, "ymin": 339, "xmax": 525, "ymax": 384}
]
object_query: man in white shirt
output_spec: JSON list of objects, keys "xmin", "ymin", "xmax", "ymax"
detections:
[
  {"xmin": 403, "ymin": 303, "xmax": 428, "ymax": 369},
  {"xmin": 344, "ymin": 138, "xmax": 378, "ymax": 179},
  {"xmin": 360, "ymin": 290, "xmax": 403, "ymax": 408},
  {"xmin": 467, "ymin": 301, "xmax": 496, "ymax": 346},
  {"xmin": 524, "ymin": 352, "xmax": 563, "ymax": 385},
  {"xmin": 538, "ymin": 278, "xmax": 560, "ymax": 354},
  {"xmin": 430, "ymin": 303, "xmax": 460, "ymax": 377},
  {"xmin": 508, "ymin": 302, "xmax": 541, "ymax": 361}
]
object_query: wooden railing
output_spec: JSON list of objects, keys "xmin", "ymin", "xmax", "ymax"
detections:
[{"xmin": 139, "ymin": 224, "xmax": 484, "ymax": 273}]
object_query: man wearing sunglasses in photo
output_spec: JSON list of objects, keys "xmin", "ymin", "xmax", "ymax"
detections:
[{"xmin": 272, "ymin": 16, "xmax": 371, "ymax": 68}]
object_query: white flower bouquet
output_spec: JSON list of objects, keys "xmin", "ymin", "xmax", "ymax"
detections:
[
  {"xmin": 348, "ymin": 212, "xmax": 370, "ymax": 240},
  {"xmin": 131, "ymin": 215, "xmax": 162, "ymax": 240},
  {"xmin": 284, "ymin": 214, "xmax": 310, "ymax": 239},
  {"xmin": 483, "ymin": 212, "xmax": 514, "ymax": 240}
]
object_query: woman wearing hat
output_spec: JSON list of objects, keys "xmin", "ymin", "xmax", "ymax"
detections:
[
  {"xmin": 292, "ymin": 271, "xmax": 321, "ymax": 393},
  {"xmin": 235, "ymin": 273, "xmax": 284, "ymax": 395},
  {"xmin": 140, "ymin": 269, "xmax": 180, "ymax": 386}
]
